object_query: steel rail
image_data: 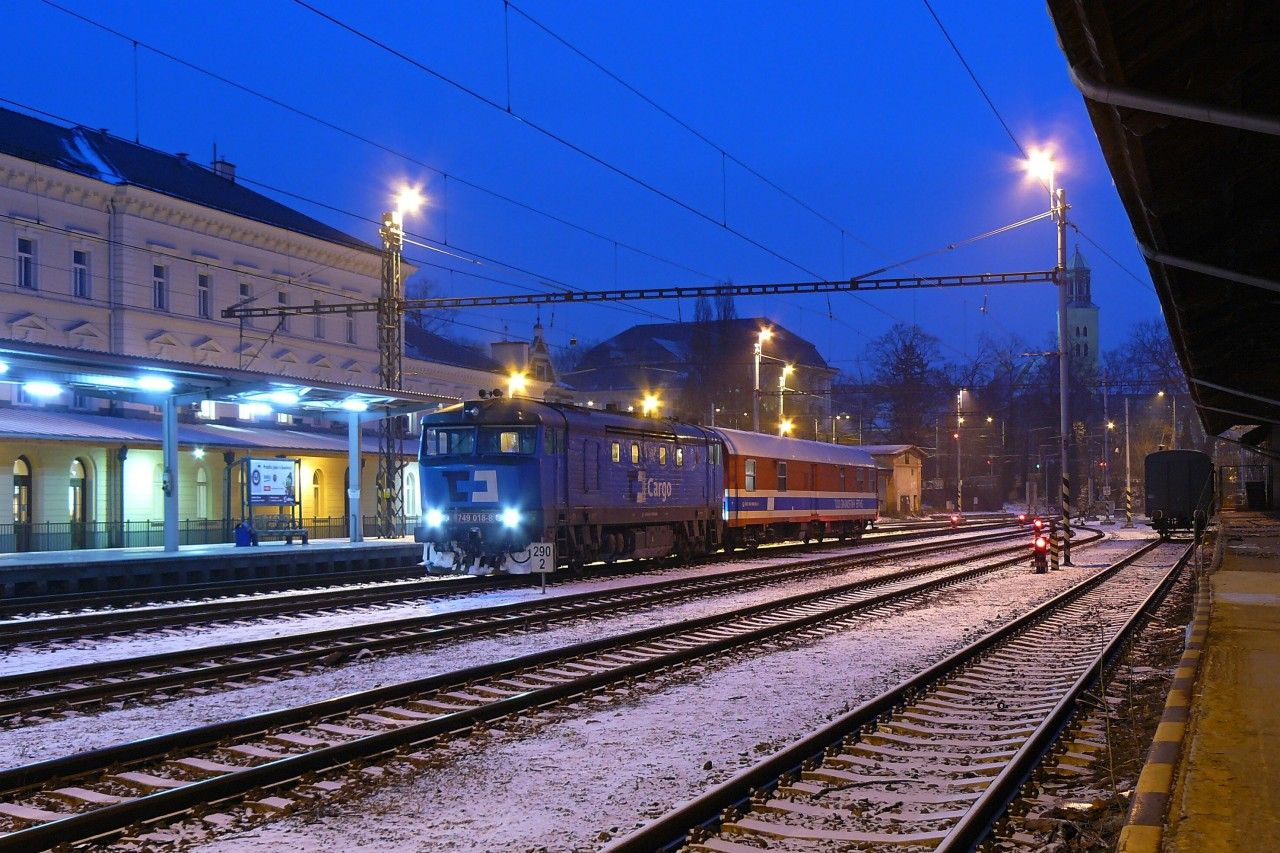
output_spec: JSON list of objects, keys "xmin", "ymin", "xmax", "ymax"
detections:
[
  {"xmin": 0, "ymin": 529, "xmax": 1027, "ymax": 721},
  {"xmin": 605, "ymin": 533, "xmax": 1168, "ymax": 852},
  {"xmin": 0, "ymin": 521, "xmax": 1014, "ymax": 644},
  {"xmin": 0, "ymin": 535, "xmax": 1091, "ymax": 850},
  {"xmin": 937, "ymin": 539, "xmax": 1195, "ymax": 850}
]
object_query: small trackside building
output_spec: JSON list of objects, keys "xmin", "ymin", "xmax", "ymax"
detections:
[{"xmin": 857, "ymin": 444, "xmax": 927, "ymax": 517}]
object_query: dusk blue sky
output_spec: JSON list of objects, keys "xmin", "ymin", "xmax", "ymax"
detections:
[{"xmin": 2, "ymin": 1, "xmax": 1162, "ymax": 375}]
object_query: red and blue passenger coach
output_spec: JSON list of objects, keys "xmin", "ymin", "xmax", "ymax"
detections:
[
  {"xmin": 417, "ymin": 399, "xmax": 722, "ymax": 573},
  {"xmin": 714, "ymin": 428, "xmax": 879, "ymax": 546}
]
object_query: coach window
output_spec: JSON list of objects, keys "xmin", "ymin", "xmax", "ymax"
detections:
[
  {"xmin": 777, "ymin": 461, "xmax": 788, "ymax": 492},
  {"xmin": 745, "ymin": 458, "xmax": 756, "ymax": 491},
  {"xmin": 610, "ymin": 441, "xmax": 621, "ymax": 463},
  {"xmin": 675, "ymin": 447, "xmax": 684, "ymax": 467},
  {"xmin": 659, "ymin": 446, "xmax": 668, "ymax": 465},
  {"xmin": 631, "ymin": 442, "xmax": 640, "ymax": 464}
]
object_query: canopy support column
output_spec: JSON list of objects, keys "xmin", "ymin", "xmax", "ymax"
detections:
[
  {"xmin": 348, "ymin": 411, "xmax": 363, "ymax": 542},
  {"xmin": 162, "ymin": 394, "xmax": 179, "ymax": 552}
]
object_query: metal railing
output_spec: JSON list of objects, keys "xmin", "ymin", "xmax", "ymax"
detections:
[{"xmin": 0, "ymin": 517, "xmax": 419, "ymax": 554}]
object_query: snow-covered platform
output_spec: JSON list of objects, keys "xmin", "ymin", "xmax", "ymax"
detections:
[{"xmin": 0, "ymin": 537, "xmax": 423, "ymax": 598}]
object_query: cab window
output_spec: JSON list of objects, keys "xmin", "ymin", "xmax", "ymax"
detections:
[
  {"xmin": 423, "ymin": 427, "xmax": 475, "ymax": 456},
  {"xmin": 478, "ymin": 426, "xmax": 537, "ymax": 455},
  {"xmin": 745, "ymin": 458, "xmax": 756, "ymax": 491}
]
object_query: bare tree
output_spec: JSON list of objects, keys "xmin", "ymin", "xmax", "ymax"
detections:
[{"xmin": 865, "ymin": 323, "xmax": 946, "ymax": 447}]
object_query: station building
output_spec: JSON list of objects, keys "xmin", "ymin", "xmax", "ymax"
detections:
[{"xmin": 0, "ymin": 106, "xmax": 551, "ymax": 552}]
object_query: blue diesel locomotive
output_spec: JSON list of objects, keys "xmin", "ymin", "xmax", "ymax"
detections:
[{"xmin": 417, "ymin": 398, "xmax": 722, "ymax": 573}]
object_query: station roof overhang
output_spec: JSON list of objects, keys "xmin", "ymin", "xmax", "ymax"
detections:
[
  {"xmin": 0, "ymin": 340, "xmax": 457, "ymax": 422},
  {"xmin": 1047, "ymin": 1, "xmax": 1280, "ymax": 439}
]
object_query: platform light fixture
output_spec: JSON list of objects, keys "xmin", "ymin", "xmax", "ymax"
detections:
[
  {"xmin": 340, "ymin": 398, "xmax": 369, "ymax": 413},
  {"xmin": 137, "ymin": 375, "xmax": 175, "ymax": 393},
  {"xmin": 269, "ymin": 390, "xmax": 300, "ymax": 406},
  {"xmin": 22, "ymin": 380, "xmax": 62, "ymax": 398},
  {"xmin": 192, "ymin": 447, "xmax": 206, "ymax": 460},
  {"xmin": 0, "ymin": 361, "xmax": 7, "ymax": 374}
]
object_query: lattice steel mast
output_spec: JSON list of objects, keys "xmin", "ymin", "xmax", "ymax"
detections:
[{"xmin": 375, "ymin": 209, "xmax": 407, "ymax": 538}]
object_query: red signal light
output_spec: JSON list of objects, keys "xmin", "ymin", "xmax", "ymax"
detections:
[
  {"xmin": 1033, "ymin": 518, "xmax": 1044, "ymax": 530},
  {"xmin": 1034, "ymin": 536, "xmax": 1048, "ymax": 550}
]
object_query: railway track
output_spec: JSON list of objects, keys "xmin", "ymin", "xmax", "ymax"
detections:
[
  {"xmin": 606, "ymin": 537, "xmax": 1190, "ymax": 852},
  {"xmin": 0, "ymin": 528, "xmax": 1031, "ymax": 724},
  {"xmin": 0, "ymin": 528, "xmax": 1091, "ymax": 849},
  {"xmin": 0, "ymin": 522, "xmax": 1017, "ymax": 646},
  {"xmin": 0, "ymin": 519, "xmax": 977, "ymax": 620}
]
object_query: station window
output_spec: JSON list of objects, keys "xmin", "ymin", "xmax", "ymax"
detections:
[
  {"xmin": 314, "ymin": 300, "xmax": 325, "ymax": 339},
  {"xmin": 346, "ymin": 309, "xmax": 357, "ymax": 344},
  {"xmin": 611, "ymin": 441, "xmax": 621, "ymax": 463},
  {"xmin": 277, "ymin": 290, "xmax": 289, "ymax": 331},
  {"xmin": 659, "ymin": 446, "xmax": 668, "ymax": 465},
  {"xmin": 777, "ymin": 461, "xmax": 788, "ymax": 492},
  {"xmin": 152, "ymin": 264, "xmax": 168, "ymax": 311},
  {"xmin": 630, "ymin": 442, "xmax": 640, "ymax": 464},
  {"xmin": 745, "ymin": 458, "xmax": 756, "ymax": 492},
  {"xmin": 72, "ymin": 249, "xmax": 91, "ymax": 299},
  {"xmin": 197, "ymin": 272, "xmax": 210, "ymax": 318},
  {"xmin": 675, "ymin": 447, "xmax": 684, "ymax": 467},
  {"xmin": 16, "ymin": 237, "xmax": 36, "ymax": 289}
]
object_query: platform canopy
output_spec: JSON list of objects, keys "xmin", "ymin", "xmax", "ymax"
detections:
[
  {"xmin": 0, "ymin": 340, "xmax": 457, "ymax": 551},
  {"xmin": 0, "ymin": 340, "xmax": 452, "ymax": 418},
  {"xmin": 1047, "ymin": 1, "xmax": 1280, "ymax": 438}
]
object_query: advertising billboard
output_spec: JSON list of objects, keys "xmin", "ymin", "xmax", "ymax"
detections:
[{"xmin": 248, "ymin": 458, "xmax": 297, "ymax": 506}]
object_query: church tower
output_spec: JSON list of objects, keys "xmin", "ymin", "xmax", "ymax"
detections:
[{"xmin": 1064, "ymin": 246, "xmax": 1099, "ymax": 373}]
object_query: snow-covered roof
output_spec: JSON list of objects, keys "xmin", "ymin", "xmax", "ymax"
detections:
[
  {"xmin": 856, "ymin": 444, "xmax": 925, "ymax": 459},
  {"xmin": 0, "ymin": 409, "xmax": 386, "ymax": 454},
  {"xmin": 711, "ymin": 427, "xmax": 877, "ymax": 467},
  {"xmin": 0, "ymin": 106, "xmax": 374, "ymax": 254}
]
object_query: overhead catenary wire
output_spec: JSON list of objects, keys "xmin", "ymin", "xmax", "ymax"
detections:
[
  {"xmin": 35, "ymin": 0, "xmax": 718, "ymax": 288},
  {"xmin": 920, "ymin": 0, "xmax": 1155, "ymax": 295},
  {"xmin": 36, "ymin": 1, "xmax": 1058, "ymax": 362}
]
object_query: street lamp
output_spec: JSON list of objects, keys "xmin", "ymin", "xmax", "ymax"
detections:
[
  {"xmin": 641, "ymin": 393, "xmax": 661, "ymax": 416},
  {"xmin": 507, "ymin": 371, "xmax": 528, "ymax": 398},
  {"xmin": 1024, "ymin": 147, "xmax": 1072, "ymax": 563},
  {"xmin": 778, "ymin": 364, "xmax": 794, "ymax": 435},
  {"xmin": 752, "ymin": 327, "xmax": 773, "ymax": 432},
  {"xmin": 779, "ymin": 418, "xmax": 793, "ymax": 436}
]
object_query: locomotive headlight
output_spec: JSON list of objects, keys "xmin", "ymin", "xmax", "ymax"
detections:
[
  {"xmin": 425, "ymin": 508, "xmax": 445, "ymax": 528},
  {"xmin": 501, "ymin": 507, "xmax": 522, "ymax": 528}
]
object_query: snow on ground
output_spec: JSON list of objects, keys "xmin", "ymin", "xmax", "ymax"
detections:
[
  {"xmin": 189, "ymin": 538, "xmax": 1158, "ymax": 852},
  {"xmin": 0, "ymin": 529, "xmax": 1010, "ymax": 677},
  {"xmin": 0, "ymin": 534, "xmax": 1037, "ymax": 767}
]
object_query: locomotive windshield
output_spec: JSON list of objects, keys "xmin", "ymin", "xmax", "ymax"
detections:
[
  {"xmin": 422, "ymin": 427, "xmax": 476, "ymax": 457},
  {"xmin": 478, "ymin": 426, "xmax": 538, "ymax": 455}
]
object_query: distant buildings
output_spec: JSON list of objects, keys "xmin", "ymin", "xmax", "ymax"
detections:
[
  {"xmin": 1065, "ymin": 246, "xmax": 1100, "ymax": 374},
  {"xmin": 562, "ymin": 317, "xmax": 835, "ymax": 437}
]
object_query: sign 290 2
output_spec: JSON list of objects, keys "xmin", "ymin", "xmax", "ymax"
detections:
[{"xmin": 528, "ymin": 542, "xmax": 555, "ymax": 573}]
